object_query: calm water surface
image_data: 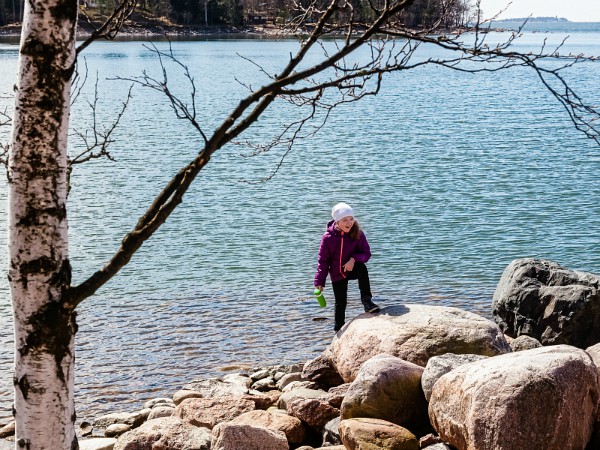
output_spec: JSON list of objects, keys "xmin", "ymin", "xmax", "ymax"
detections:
[{"xmin": 0, "ymin": 27, "xmax": 599, "ymax": 424}]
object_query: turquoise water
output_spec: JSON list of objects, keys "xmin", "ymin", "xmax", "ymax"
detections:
[{"xmin": 0, "ymin": 28, "xmax": 599, "ymax": 423}]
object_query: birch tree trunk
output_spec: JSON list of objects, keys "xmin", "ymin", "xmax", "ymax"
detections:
[{"xmin": 8, "ymin": 0, "xmax": 78, "ymax": 448}]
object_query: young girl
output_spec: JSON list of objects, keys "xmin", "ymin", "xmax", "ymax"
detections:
[{"xmin": 314, "ymin": 202, "xmax": 380, "ymax": 332}]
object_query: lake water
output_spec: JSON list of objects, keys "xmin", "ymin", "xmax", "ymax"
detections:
[{"xmin": 1, "ymin": 24, "xmax": 600, "ymax": 425}]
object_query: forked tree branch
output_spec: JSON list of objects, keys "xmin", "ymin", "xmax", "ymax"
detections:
[
  {"xmin": 66, "ymin": 0, "xmax": 600, "ymax": 306},
  {"xmin": 77, "ymin": 0, "xmax": 139, "ymax": 55}
]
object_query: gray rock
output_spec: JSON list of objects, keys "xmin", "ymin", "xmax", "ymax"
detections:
[
  {"xmin": 173, "ymin": 389, "xmax": 203, "ymax": 405},
  {"xmin": 223, "ymin": 373, "xmax": 254, "ymax": 389},
  {"xmin": 322, "ymin": 416, "xmax": 341, "ymax": 446},
  {"xmin": 147, "ymin": 405, "xmax": 174, "ymax": 420},
  {"xmin": 144, "ymin": 398, "xmax": 174, "ymax": 409},
  {"xmin": 211, "ymin": 423, "xmax": 289, "ymax": 450},
  {"xmin": 509, "ymin": 335, "xmax": 542, "ymax": 352},
  {"xmin": 281, "ymin": 380, "xmax": 319, "ymax": 393},
  {"xmin": 429, "ymin": 345, "xmax": 599, "ymax": 450},
  {"xmin": 249, "ymin": 369, "xmax": 271, "ymax": 381},
  {"xmin": 423, "ymin": 444, "xmax": 452, "ymax": 450},
  {"xmin": 104, "ymin": 424, "xmax": 131, "ymax": 438},
  {"xmin": 93, "ymin": 411, "xmax": 146, "ymax": 429},
  {"xmin": 113, "ymin": 417, "xmax": 211, "ymax": 450},
  {"xmin": 314, "ymin": 304, "xmax": 510, "ymax": 383},
  {"xmin": 276, "ymin": 372, "xmax": 304, "ymax": 391},
  {"xmin": 252, "ymin": 376, "xmax": 277, "ymax": 391},
  {"xmin": 78, "ymin": 437, "xmax": 117, "ymax": 450},
  {"xmin": 421, "ymin": 353, "xmax": 488, "ymax": 401},
  {"xmin": 492, "ymin": 258, "xmax": 600, "ymax": 348},
  {"xmin": 586, "ymin": 342, "xmax": 600, "ymax": 368},
  {"xmin": 278, "ymin": 388, "xmax": 328, "ymax": 410},
  {"xmin": 341, "ymin": 354, "xmax": 429, "ymax": 436},
  {"xmin": 273, "ymin": 371, "xmax": 286, "ymax": 382},
  {"xmin": 182, "ymin": 378, "xmax": 249, "ymax": 398}
]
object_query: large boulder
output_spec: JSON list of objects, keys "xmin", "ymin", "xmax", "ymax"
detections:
[
  {"xmin": 312, "ymin": 304, "xmax": 509, "ymax": 383},
  {"xmin": 230, "ymin": 410, "xmax": 306, "ymax": 445},
  {"xmin": 339, "ymin": 418, "xmax": 419, "ymax": 450},
  {"xmin": 211, "ymin": 422, "xmax": 288, "ymax": 450},
  {"xmin": 341, "ymin": 354, "xmax": 429, "ymax": 436},
  {"xmin": 428, "ymin": 345, "xmax": 599, "ymax": 450},
  {"xmin": 113, "ymin": 417, "xmax": 211, "ymax": 450},
  {"xmin": 492, "ymin": 258, "xmax": 600, "ymax": 348},
  {"xmin": 174, "ymin": 397, "xmax": 255, "ymax": 429}
]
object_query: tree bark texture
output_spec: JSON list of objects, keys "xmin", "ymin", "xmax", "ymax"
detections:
[{"xmin": 8, "ymin": 0, "xmax": 78, "ymax": 448}]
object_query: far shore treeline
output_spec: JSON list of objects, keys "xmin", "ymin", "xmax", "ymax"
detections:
[{"xmin": 0, "ymin": 0, "xmax": 473, "ymax": 31}]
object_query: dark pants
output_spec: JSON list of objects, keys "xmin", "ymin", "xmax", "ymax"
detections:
[{"xmin": 331, "ymin": 262, "xmax": 372, "ymax": 331}]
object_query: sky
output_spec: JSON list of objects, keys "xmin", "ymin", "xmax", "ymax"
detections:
[{"xmin": 477, "ymin": 0, "xmax": 600, "ymax": 22}]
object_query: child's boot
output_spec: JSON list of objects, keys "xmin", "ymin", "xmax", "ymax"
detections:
[{"xmin": 361, "ymin": 296, "xmax": 380, "ymax": 313}]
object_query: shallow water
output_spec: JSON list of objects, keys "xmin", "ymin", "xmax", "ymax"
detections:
[{"xmin": 0, "ymin": 29, "xmax": 599, "ymax": 424}]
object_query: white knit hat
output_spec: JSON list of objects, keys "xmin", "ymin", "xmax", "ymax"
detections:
[{"xmin": 332, "ymin": 202, "xmax": 354, "ymax": 222}]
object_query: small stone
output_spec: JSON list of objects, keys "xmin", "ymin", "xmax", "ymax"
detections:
[
  {"xmin": 144, "ymin": 398, "xmax": 174, "ymax": 409},
  {"xmin": 273, "ymin": 371, "xmax": 286, "ymax": 382},
  {"xmin": 104, "ymin": 423, "xmax": 131, "ymax": 438},
  {"xmin": 250, "ymin": 369, "xmax": 270, "ymax": 381},
  {"xmin": 78, "ymin": 437, "xmax": 117, "ymax": 450},
  {"xmin": 252, "ymin": 376, "xmax": 276, "ymax": 391},
  {"xmin": 0, "ymin": 421, "xmax": 15, "ymax": 438},
  {"xmin": 282, "ymin": 380, "xmax": 319, "ymax": 393},
  {"xmin": 93, "ymin": 411, "xmax": 145, "ymax": 429},
  {"xmin": 276, "ymin": 372, "xmax": 304, "ymax": 391},
  {"xmin": 509, "ymin": 335, "xmax": 542, "ymax": 352},
  {"xmin": 147, "ymin": 406, "xmax": 174, "ymax": 420},
  {"xmin": 419, "ymin": 433, "xmax": 443, "ymax": 447},
  {"xmin": 223, "ymin": 373, "xmax": 253, "ymax": 389},
  {"xmin": 173, "ymin": 389, "xmax": 203, "ymax": 405},
  {"xmin": 80, "ymin": 421, "xmax": 93, "ymax": 437}
]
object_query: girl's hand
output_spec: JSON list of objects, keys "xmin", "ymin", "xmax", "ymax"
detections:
[
  {"xmin": 343, "ymin": 258, "xmax": 355, "ymax": 272},
  {"xmin": 315, "ymin": 286, "xmax": 323, "ymax": 293}
]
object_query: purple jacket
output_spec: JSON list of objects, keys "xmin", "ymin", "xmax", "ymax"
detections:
[{"xmin": 314, "ymin": 220, "xmax": 372, "ymax": 287}]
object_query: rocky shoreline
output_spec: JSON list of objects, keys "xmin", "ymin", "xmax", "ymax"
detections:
[{"xmin": 2, "ymin": 257, "xmax": 600, "ymax": 450}]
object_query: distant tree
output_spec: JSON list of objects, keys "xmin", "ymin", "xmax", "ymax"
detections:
[{"xmin": 6, "ymin": 0, "xmax": 600, "ymax": 449}]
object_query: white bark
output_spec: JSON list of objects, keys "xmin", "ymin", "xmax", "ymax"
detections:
[{"xmin": 8, "ymin": 0, "xmax": 78, "ymax": 448}]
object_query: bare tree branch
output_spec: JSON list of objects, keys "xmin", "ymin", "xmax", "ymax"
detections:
[
  {"xmin": 67, "ymin": 0, "xmax": 600, "ymax": 306},
  {"xmin": 114, "ymin": 41, "xmax": 208, "ymax": 143},
  {"xmin": 0, "ymin": 107, "xmax": 11, "ymax": 166},
  {"xmin": 77, "ymin": 0, "xmax": 139, "ymax": 55},
  {"xmin": 69, "ymin": 77, "xmax": 133, "ymax": 166}
]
